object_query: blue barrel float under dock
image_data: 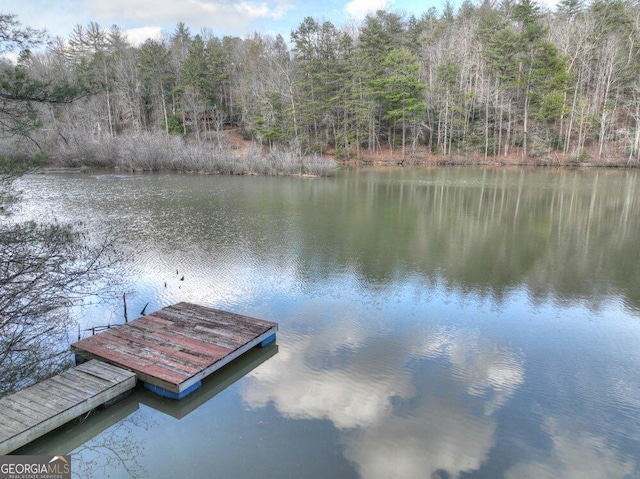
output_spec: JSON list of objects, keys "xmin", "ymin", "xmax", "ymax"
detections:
[{"xmin": 71, "ymin": 302, "xmax": 278, "ymax": 400}]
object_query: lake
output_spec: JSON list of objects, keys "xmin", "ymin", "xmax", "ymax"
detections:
[{"xmin": 13, "ymin": 167, "xmax": 640, "ymax": 478}]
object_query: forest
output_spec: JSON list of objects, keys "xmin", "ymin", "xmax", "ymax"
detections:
[{"xmin": 3, "ymin": 0, "xmax": 640, "ymax": 168}]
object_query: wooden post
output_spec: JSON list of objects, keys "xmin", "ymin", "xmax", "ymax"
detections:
[{"xmin": 123, "ymin": 293, "xmax": 128, "ymax": 323}]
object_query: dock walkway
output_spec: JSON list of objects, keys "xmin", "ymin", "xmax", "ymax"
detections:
[
  {"xmin": 0, "ymin": 360, "xmax": 136, "ymax": 455},
  {"xmin": 72, "ymin": 302, "xmax": 278, "ymax": 399}
]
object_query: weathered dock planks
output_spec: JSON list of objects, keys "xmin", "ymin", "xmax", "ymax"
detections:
[
  {"xmin": 140, "ymin": 342, "xmax": 278, "ymax": 419},
  {"xmin": 0, "ymin": 360, "xmax": 136, "ymax": 455},
  {"xmin": 71, "ymin": 302, "xmax": 278, "ymax": 399},
  {"xmin": 17, "ymin": 345, "xmax": 278, "ymax": 454}
]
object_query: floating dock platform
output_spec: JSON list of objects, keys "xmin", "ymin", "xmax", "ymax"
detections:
[
  {"xmin": 0, "ymin": 360, "xmax": 136, "ymax": 455},
  {"xmin": 17, "ymin": 344, "xmax": 277, "ymax": 455},
  {"xmin": 71, "ymin": 302, "xmax": 278, "ymax": 400}
]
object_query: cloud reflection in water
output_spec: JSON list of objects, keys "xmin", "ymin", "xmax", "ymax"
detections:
[
  {"xmin": 506, "ymin": 417, "xmax": 636, "ymax": 479},
  {"xmin": 241, "ymin": 308, "xmax": 524, "ymax": 477}
]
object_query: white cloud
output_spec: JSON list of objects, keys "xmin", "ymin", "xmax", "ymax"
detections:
[
  {"xmin": 3, "ymin": 52, "xmax": 19, "ymax": 64},
  {"xmin": 536, "ymin": 0, "xmax": 560, "ymax": 10},
  {"xmin": 83, "ymin": 0, "xmax": 294, "ymax": 34},
  {"xmin": 344, "ymin": 0, "xmax": 390, "ymax": 19},
  {"xmin": 125, "ymin": 26, "xmax": 162, "ymax": 45}
]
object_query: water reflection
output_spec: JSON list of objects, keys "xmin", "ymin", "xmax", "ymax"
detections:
[
  {"xmin": 70, "ymin": 405, "xmax": 151, "ymax": 479},
  {"xmin": 17, "ymin": 394, "xmax": 152, "ymax": 478},
  {"xmin": 11, "ymin": 168, "xmax": 640, "ymax": 478},
  {"xmin": 140, "ymin": 344, "xmax": 278, "ymax": 420},
  {"xmin": 242, "ymin": 305, "xmax": 524, "ymax": 477},
  {"xmin": 506, "ymin": 417, "xmax": 637, "ymax": 479},
  {"xmin": 16, "ymin": 344, "xmax": 279, "ymax": 477},
  {"xmin": 314, "ymin": 168, "xmax": 640, "ymax": 311},
  {"xmin": 15, "ymin": 168, "xmax": 640, "ymax": 316}
]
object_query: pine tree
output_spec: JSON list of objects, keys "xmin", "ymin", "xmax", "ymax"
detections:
[{"xmin": 371, "ymin": 48, "xmax": 425, "ymax": 157}]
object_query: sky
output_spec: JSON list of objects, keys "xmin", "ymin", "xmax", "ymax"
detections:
[{"xmin": 2, "ymin": 0, "xmax": 557, "ymax": 47}]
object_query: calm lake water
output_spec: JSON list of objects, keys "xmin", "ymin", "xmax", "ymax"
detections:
[{"xmin": 13, "ymin": 167, "xmax": 640, "ymax": 478}]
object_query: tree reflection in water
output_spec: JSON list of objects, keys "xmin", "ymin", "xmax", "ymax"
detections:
[{"xmin": 71, "ymin": 410, "xmax": 152, "ymax": 479}]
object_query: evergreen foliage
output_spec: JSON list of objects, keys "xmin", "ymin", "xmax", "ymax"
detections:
[{"xmin": 4, "ymin": 1, "xmax": 640, "ymax": 163}]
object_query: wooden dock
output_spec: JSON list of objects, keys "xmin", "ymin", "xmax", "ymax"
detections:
[
  {"xmin": 17, "ymin": 345, "xmax": 278, "ymax": 454},
  {"xmin": 15, "ymin": 395, "xmax": 139, "ymax": 455},
  {"xmin": 71, "ymin": 302, "xmax": 278, "ymax": 399},
  {"xmin": 0, "ymin": 360, "xmax": 136, "ymax": 455},
  {"xmin": 140, "ymin": 342, "xmax": 278, "ymax": 420}
]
